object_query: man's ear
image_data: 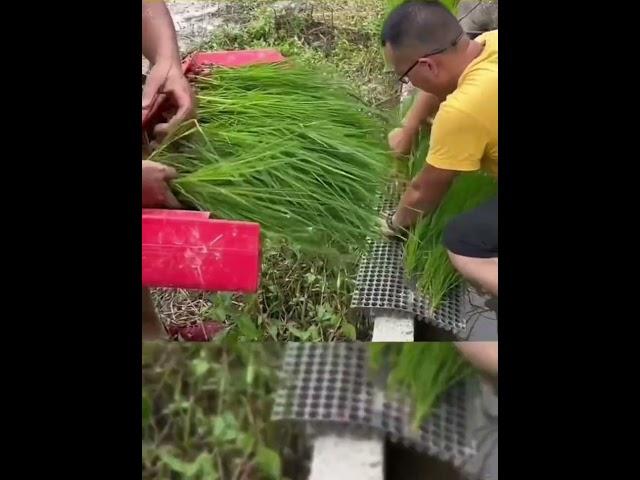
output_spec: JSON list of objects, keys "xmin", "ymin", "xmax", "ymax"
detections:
[{"xmin": 418, "ymin": 57, "xmax": 438, "ymax": 76}]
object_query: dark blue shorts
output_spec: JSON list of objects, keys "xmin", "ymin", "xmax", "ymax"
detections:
[{"xmin": 443, "ymin": 197, "xmax": 498, "ymax": 258}]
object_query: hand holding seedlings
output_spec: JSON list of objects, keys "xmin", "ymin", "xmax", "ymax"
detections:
[
  {"xmin": 388, "ymin": 91, "xmax": 438, "ymax": 158},
  {"xmin": 142, "ymin": 63, "xmax": 195, "ymax": 140},
  {"xmin": 380, "ymin": 210, "xmax": 407, "ymax": 241},
  {"xmin": 142, "ymin": 0, "xmax": 196, "ymax": 140},
  {"xmin": 388, "ymin": 127, "xmax": 414, "ymax": 158},
  {"xmin": 142, "ymin": 160, "xmax": 181, "ymax": 209}
]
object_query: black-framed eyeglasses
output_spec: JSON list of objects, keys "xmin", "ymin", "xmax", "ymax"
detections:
[{"xmin": 397, "ymin": 31, "xmax": 464, "ymax": 84}]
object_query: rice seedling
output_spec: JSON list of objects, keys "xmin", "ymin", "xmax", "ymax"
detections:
[
  {"xmin": 369, "ymin": 343, "xmax": 473, "ymax": 429},
  {"xmin": 151, "ymin": 1, "xmax": 396, "ymax": 339},
  {"xmin": 404, "ymin": 171, "xmax": 497, "ymax": 311},
  {"xmin": 151, "ymin": 62, "xmax": 393, "ymax": 259},
  {"xmin": 398, "ymin": 88, "xmax": 496, "ymax": 310}
]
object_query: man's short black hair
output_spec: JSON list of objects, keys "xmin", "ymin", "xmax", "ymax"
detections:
[{"xmin": 381, "ymin": 1, "xmax": 462, "ymax": 51}]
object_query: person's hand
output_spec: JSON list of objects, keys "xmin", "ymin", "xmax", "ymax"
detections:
[
  {"xmin": 142, "ymin": 160, "xmax": 181, "ymax": 208},
  {"xmin": 142, "ymin": 60, "xmax": 195, "ymax": 141},
  {"xmin": 388, "ymin": 127, "xmax": 414, "ymax": 158},
  {"xmin": 379, "ymin": 210, "xmax": 407, "ymax": 240}
]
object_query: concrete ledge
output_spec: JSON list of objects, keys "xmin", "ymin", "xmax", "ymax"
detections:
[
  {"xmin": 309, "ymin": 433, "xmax": 384, "ymax": 480},
  {"xmin": 372, "ymin": 312, "xmax": 414, "ymax": 341}
]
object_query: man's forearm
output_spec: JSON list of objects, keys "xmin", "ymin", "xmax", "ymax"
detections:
[
  {"xmin": 142, "ymin": 0, "xmax": 181, "ymax": 65},
  {"xmin": 394, "ymin": 166, "xmax": 455, "ymax": 229},
  {"xmin": 394, "ymin": 184, "xmax": 433, "ymax": 228},
  {"xmin": 402, "ymin": 91, "xmax": 440, "ymax": 135},
  {"xmin": 395, "ymin": 184, "xmax": 446, "ymax": 228}
]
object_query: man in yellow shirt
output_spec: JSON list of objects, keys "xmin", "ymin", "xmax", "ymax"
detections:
[{"xmin": 382, "ymin": 1, "xmax": 498, "ymax": 297}]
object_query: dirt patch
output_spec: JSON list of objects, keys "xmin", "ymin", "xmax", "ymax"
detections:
[{"xmin": 152, "ymin": 288, "xmax": 211, "ymax": 326}]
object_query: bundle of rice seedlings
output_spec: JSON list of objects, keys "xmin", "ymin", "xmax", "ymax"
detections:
[
  {"xmin": 397, "ymin": 82, "xmax": 496, "ymax": 310},
  {"xmin": 152, "ymin": 62, "xmax": 392, "ymax": 258},
  {"xmin": 369, "ymin": 343, "xmax": 473, "ymax": 428},
  {"xmin": 405, "ymin": 171, "xmax": 497, "ymax": 311}
]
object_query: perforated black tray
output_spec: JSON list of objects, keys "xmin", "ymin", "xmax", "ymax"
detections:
[
  {"xmin": 350, "ymin": 183, "xmax": 469, "ymax": 335},
  {"xmin": 351, "ymin": 238, "xmax": 467, "ymax": 333},
  {"xmin": 272, "ymin": 343, "xmax": 478, "ymax": 467}
]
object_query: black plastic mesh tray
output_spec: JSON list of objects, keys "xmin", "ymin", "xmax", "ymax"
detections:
[
  {"xmin": 350, "ymin": 183, "xmax": 467, "ymax": 334},
  {"xmin": 271, "ymin": 343, "xmax": 477, "ymax": 468},
  {"xmin": 351, "ymin": 238, "xmax": 466, "ymax": 333}
]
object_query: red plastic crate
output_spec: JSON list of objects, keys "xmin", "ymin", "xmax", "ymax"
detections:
[
  {"xmin": 183, "ymin": 49, "xmax": 285, "ymax": 75},
  {"xmin": 142, "ymin": 209, "xmax": 261, "ymax": 293}
]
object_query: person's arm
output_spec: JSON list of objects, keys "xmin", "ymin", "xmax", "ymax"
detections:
[
  {"xmin": 389, "ymin": 105, "xmax": 488, "ymax": 230},
  {"xmin": 389, "ymin": 91, "xmax": 441, "ymax": 157},
  {"xmin": 142, "ymin": 0, "xmax": 195, "ymax": 138},
  {"xmin": 392, "ymin": 164, "xmax": 457, "ymax": 228},
  {"xmin": 142, "ymin": 0, "xmax": 180, "ymax": 67},
  {"xmin": 403, "ymin": 91, "xmax": 440, "ymax": 134}
]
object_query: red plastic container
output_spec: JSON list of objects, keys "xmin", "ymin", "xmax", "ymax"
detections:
[
  {"xmin": 142, "ymin": 209, "xmax": 261, "ymax": 293},
  {"xmin": 183, "ymin": 49, "xmax": 285, "ymax": 74}
]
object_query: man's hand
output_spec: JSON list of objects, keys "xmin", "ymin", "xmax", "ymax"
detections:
[
  {"xmin": 142, "ymin": 0, "xmax": 196, "ymax": 141},
  {"xmin": 142, "ymin": 160, "xmax": 181, "ymax": 208},
  {"xmin": 379, "ymin": 210, "xmax": 408, "ymax": 240},
  {"xmin": 394, "ymin": 164, "xmax": 457, "ymax": 229},
  {"xmin": 388, "ymin": 127, "xmax": 414, "ymax": 158},
  {"xmin": 390, "ymin": 90, "xmax": 438, "ymax": 158},
  {"xmin": 142, "ymin": 61, "xmax": 195, "ymax": 141},
  {"xmin": 388, "ymin": 118, "xmax": 433, "ymax": 159}
]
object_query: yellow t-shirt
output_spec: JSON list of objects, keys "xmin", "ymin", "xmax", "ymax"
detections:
[{"xmin": 426, "ymin": 30, "xmax": 498, "ymax": 177}]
